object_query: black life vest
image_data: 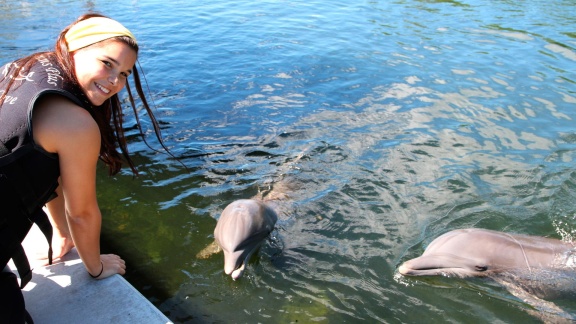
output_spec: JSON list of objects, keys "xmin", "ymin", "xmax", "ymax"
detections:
[{"xmin": 0, "ymin": 54, "xmax": 87, "ymax": 288}]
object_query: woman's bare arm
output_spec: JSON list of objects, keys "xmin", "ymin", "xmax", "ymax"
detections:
[{"xmin": 33, "ymin": 95, "xmax": 125, "ymax": 278}]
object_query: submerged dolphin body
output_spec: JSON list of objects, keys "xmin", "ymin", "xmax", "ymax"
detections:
[
  {"xmin": 214, "ymin": 199, "xmax": 278, "ymax": 280},
  {"xmin": 399, "ymin": 228, "xmax": 576, "ymax": 320}
]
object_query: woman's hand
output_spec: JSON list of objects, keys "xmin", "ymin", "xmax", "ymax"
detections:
[{"xmin": 91, "ymin": 254, "xmax": 126, "ymax": 279}]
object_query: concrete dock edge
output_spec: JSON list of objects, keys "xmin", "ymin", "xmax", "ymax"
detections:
[{"xmin": 9, "ymin": 224, "xmax": 172, "ymax": 324}]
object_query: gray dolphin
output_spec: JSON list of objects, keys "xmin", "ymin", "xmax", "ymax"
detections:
[
  {"xmin": 399, "ymin": 228, "xmax": 574, "ymax": 277},
  {"xmin": 199, "ymin": 148, "xmax": 307, "ymax": 280},
  {"xmin": 214, "ymin": 199, "xmax": 278, "ymax": 280},
  {"xmin": 399, "ymin": 228, "xmax": 576, "ymax": 320}
]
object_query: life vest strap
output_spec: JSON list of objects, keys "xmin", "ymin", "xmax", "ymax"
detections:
[
  {"xmin": 12, "ymin": 244, "xmax": 32, "ymax": 289},
  {"xmin": 30, "ymin": 210, "xmax": 53, "ymax": 266},
  {"xmin": 1, "ymin": 142, "xmax": 54, "ymax": 287}
]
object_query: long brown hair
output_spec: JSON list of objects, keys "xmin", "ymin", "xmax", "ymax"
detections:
[{"xmin": 1, "ymin": 13, "xmax": 173, "ymax": 176}]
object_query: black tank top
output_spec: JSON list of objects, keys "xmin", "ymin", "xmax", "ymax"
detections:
[{"xmin": 0, "ymin": 53, "xmax": 89, "ymax": 286}]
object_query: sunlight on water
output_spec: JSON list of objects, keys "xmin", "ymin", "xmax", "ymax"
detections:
[{"xmin": 2, "ymin": 0, "xmax": 576, "ymax": 322}]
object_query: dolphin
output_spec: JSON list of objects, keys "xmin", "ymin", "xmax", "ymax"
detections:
[
  {"xmin": 399, "ymin": 228, "xmax": 575, "ymax": 278},
  {"xmin": 398, "ymin": 228, "xmax": 576, "ymax": 320},
  {"xmin": 213, "ymin": 199, "xmax": 278, "ymax": 280},
  {"xmin": 197, "ymin": 148, "xmax": 308, "ymax": 280}
]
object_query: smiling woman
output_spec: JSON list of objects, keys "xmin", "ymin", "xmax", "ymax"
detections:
[{"xmin": 0, "ymin": 13, "xmax": 171, "ymax": 323}]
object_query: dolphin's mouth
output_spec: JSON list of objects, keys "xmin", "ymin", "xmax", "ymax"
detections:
[
  {"xmin": 398, "ymin": 252, "xmax": 490, "ymax": 278},
  {"xmin": 399, "ymin": 256, "xmax": 485, "ymax": 278},
  {"xmin": 225, "ymin": 245, "xmax": 261, "ymax": 280},
  {"xmin": 398, "ymin": 264, "xmax": 447, "ymax": 276},
  {"xmin": 230, "ymin": 263, "xmax": 246, "ymax": 280},
  {"xmin": 399, "ymin": 263, "xmax": 484, "ymax": 278}
]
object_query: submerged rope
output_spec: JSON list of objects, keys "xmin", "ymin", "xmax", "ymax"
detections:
[{"xmin": 505, "ymin": 232, "xmax": 532, "ymax": 274}]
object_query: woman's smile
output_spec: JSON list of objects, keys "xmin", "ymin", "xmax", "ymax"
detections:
[{"xmin": 95, "ymin": 82, "xmax": 111, "ymax": 95}]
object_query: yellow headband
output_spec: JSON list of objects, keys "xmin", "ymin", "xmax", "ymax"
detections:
[{"xmin": 65, "ymin": 17, "xmax": 137, "ymax": 52}]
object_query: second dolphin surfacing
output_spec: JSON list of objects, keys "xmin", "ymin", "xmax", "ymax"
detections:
[
  {"xmin": 398, "ymin": 228, "xmax": 576, "ymax": 320},
  {"xmin": 398, "ymin": 228, "xmax": 574, "ymax": 278},
  {"xmin": 214, "ymin": 199, "xmax": 278, "ymax": 280}
]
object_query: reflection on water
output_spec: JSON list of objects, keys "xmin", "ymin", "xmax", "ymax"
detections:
[{"xmin": 3, "ymin": 0, "xmax": 576, "ymax": 322}]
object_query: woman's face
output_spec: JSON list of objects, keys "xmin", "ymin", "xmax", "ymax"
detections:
[{"xmin": 72, "ymin": 39, "xmax": 137, "ymax": 106}]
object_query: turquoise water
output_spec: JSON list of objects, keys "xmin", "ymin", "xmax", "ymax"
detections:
[{"xmin": 2, "ymin": 0, "xmax": 576, "ymax": 322}]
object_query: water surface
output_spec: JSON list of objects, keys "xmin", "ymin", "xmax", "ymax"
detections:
[{"xmin": 2, "ymin": 0, "xmax": 576, "ymax": 322}]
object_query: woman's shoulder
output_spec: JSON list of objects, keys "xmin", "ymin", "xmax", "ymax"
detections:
[
  {"xmin": 36, "ymin": 95, "xmax": 96, "ymax": 129},
  {"xmin": 33, "ymin": 95, "xmax": 99, "ymax": 154}
]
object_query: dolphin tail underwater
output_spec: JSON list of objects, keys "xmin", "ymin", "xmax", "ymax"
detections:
[
  {"xmin": 213, "ymin": 199, "xmax": 278, "ymax": 280},
  {"xmin": 398, "ymin": 228, "xmax": 576, "ymax": 321},
  {"xmin": 195, "ymin": 240, "xmax": 222, "ymax": 259}
]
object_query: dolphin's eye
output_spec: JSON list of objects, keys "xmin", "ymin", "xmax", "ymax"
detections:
[{"xmin": 475, "ymin": 265, "xmax": 488, "ymax": 271}]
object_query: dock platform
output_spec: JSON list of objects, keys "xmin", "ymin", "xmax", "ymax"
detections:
[{"xmin": 9, "ymin": 224, "xmax": 171, "ymax": 324}]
